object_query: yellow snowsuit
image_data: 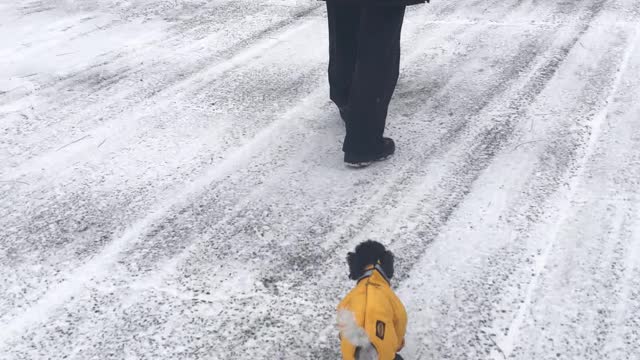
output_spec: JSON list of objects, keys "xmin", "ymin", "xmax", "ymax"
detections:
[{"xmin": 338, "ymin": 265, "xmax": 407, "ymax": 360}]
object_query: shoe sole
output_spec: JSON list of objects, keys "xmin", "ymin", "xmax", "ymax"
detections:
[
  {"xmin": 344, "ymin": 154, "xmax": 393, "ymax": 168},
  {"xmin": 345, "ymin": 161, "xmax": 373, "ymax": 168}
]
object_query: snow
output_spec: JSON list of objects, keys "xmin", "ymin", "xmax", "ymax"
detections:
[{"xmin": 1, "ymin": 0, "xmax": 640, "ymax": 359}]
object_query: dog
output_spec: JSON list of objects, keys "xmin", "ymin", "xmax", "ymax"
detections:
[{"xmin": 337, "ymin": 240, "xmax": 407, "ymax": 360}]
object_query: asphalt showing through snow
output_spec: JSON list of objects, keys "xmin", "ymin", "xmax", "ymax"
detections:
[{"xmin": 1, "ymin": 0, "xmax": 640, "ymax": 359}]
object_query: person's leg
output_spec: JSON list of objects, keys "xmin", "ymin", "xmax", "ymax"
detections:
[
  {"xmin": 385, "ymin": 16, "xmax": 403, "ymax": 106},
  {"xmin": 326, "ymin": 1, "xmax": 361, "ymax": 111},
  {"xmin": 343, "ymin": 5, "xmax": 406, "ymax": 156}
]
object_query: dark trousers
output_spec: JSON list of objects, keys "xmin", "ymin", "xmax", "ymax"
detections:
[{"xmin": 326, "ymin": 2, "xmax": 406, "ymax": 154}]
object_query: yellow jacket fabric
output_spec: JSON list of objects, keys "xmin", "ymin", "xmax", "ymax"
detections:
[{"xmin": 338, "ymin": 266, "xmax": 407, "ymax": 360}]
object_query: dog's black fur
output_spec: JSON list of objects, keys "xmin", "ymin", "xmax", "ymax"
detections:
[{"xmin": 347, "ymin": 240, "xmax": 395, "ymax": 280}]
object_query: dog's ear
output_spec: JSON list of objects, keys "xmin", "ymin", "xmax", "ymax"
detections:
[
  {"xmin": 347, "ymin": 251, "xmax": 364, "ymax": 280},
  {"xmin": 380, "ymin": 250, "xmax": 394, "ymax": 280}
]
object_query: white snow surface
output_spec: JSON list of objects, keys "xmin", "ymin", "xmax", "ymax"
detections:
[{"xmin": 1, "ymin": 0, "xmax": 640, "ymax": 359}]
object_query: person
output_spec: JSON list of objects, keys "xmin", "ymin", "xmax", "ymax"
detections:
[
  {"xmin": 337, "ymin": 240, "xmax": 407, "ymax": 360},
  {"xmin": 321, "ymin": 0, "xmax": 428, "ymax": 167}
]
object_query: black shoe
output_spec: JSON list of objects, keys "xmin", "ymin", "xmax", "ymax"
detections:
[{"xmin": 344, "ymin": 137, "xmax": 395, "ymax": 168}]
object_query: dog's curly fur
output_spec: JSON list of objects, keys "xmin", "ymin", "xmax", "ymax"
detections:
[{"xmin": 347, "ymin": 240, "xmax": 395, "ymax": 280}]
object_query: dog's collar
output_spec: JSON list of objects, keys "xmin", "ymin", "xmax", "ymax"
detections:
[{"xmin": 357, "ymin": 264, "xmax": 391, "ymax": 285}]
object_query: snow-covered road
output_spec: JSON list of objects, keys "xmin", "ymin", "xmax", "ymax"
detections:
[{"xmin": 2, "ymin": 0, "xmax": 640, "ymax": 359}]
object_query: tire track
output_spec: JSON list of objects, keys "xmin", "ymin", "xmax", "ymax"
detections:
[
  {"xmin": 503, "ymin": 24, "xmax": 640, "ymax": 359},
  {"xmin": 2, "ymin": 2, "xmax": 323, "ymax": 177},
  {"xmin": 487, "ymin": 20, "xmax": 637, "ymax": 359},
  {"xmin": 396, "ymin": 6, "xmax": 633, "ymax": 359}
]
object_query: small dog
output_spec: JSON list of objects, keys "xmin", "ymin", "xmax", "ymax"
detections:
[{"xmin": 337, "ymin": 240, "xmax": 407, "ymax": 360}]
